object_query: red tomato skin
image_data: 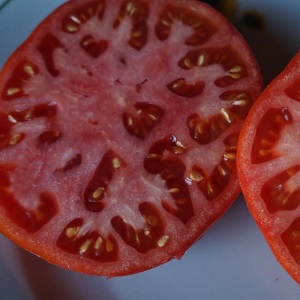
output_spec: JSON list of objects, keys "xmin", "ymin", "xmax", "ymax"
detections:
[
  {"xmin": 237, "ymin": 51, "xmax": 300, "ymax": 284},
  {"xmin": 0, "ymin": 0, "xmax": 262, "ymax": 277}
]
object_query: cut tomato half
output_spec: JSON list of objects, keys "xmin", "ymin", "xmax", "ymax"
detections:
[
  {"xmin": 237, "ymin": 51, "xmax": 300, "ymax": 284},
  {"xmin": 0, "ymin": 0, "xmax": 262, "ymax": 277}
]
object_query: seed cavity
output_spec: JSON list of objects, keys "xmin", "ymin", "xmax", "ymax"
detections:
[
  {"xmin": 84, "ymin": 150, "xmax": 123, "ymax": 212},
  {"xmin": 281, "ymin": 217, "xmax": 300, "ymax": 264},
  {"xmin": 62, "ymin": 1, "xmax": 105, "ymax": 34},
  {"xmin": 261, "ymin": 165, "xmax": 300, "ymax": 213},
  {"xmin": 251, "ymin": 108, "xmax": 292, "ymax": 164},
  {"xmin": 167, "ymin": 78, "xmax": 204, "ymax": 98},
  {"xmin": 123, "ymin": 102, "xmax": 164, "ymax": 139},
  {"xmin": 38, "ymin": 130, "xmax": 61, "ymax": 146},
  {"xmin": 155, "ymin": 5, "xmax": 215, "ymax": 45}
]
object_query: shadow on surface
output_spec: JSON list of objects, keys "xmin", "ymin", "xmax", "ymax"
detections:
[
  {"xmin": 241, "ymin": 25, "xmax": 298, "ymax": 85},
  {"xmin": 18, "ymin": 248, "xmax": 118, "ymax": 300}
]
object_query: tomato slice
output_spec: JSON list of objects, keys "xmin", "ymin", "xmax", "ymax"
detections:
[
  {"xmin": 237, "ymin": 51, "xmax": 300, "ymax": 284},
  {"xmin": 0, "ymin": 0, "xmax": 262, "ymax": 277}
]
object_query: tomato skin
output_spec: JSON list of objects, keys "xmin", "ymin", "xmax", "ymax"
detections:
[
  {"xmin": 0, "ymin": 0, "xmax": 262, "ymax": 277},
  {"xmin": 237, "ymin": 51, "xmax": 300, "ymax": 284}
]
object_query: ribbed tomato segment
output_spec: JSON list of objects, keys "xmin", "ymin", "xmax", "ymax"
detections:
[
  {"xmin": 237, "ymin": 51, "xmax": 300, "ymax": 284},
  {"xmin": 0, "ymin": 0, "xmax": 262, "ymax": 277}
]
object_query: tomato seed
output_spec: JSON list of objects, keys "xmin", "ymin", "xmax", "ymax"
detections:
[
  {"xmin": 169, "ymin": 187, "xmax": 180, "ymax": 194},
  {"xmin": 157, "ymin": 235, "xmax": 169, "ymax": 247},
  {"xmin": 92, "ymin": 187, "xmax": 105, "ymax": 199},
  {"xmin": 258, "ymin": 149, "xmax": 271, "ymax": 157},
  {"xmin": 190, "ymin": 171, "xmax": 203, "ymax": 182},
  {"xmin": 79, "ymin": 239, "xmax": 92, "ymax": 255},
  {"xmin": 207, "ymin": 182, "xmax": 215, "ymax": 196},
  {"xmin": 6, "ymin": 87, "xmax": 21, "ymax": 97},
  {"xmin": 126, "ymin": 2, "xmax": 136, "ymax": 15},
  {"xmin": 66, "ymin": 23, "xmax": 79, "ymax": 32},
  {"xmin": 94, "ymin": 237, "xmax": 103, "ymax": 250},
  {"xmin": 147, "ymin": 114, "xmax": 158, "ymax": 121},
  {"xmin": 217, "ymin": 165, "xmax": 227, "ymax": 177},
  {"xmin": 223, "ymin": 152, "xmax": 236, "ymax": 161},
  {"xmin": 220, "ymin": 108, "xmax": 232, "ymax": 123},
  {"xmin": 112, "ymin": 157, "xmax": 121, "ymax": 169},
  {"xmin": 106, "ymin": 239, "xmax": 114, "ymax": 253},
  {"xmin": 7, "ymin": 115, "xmax": 17, "ymax": 124},
  {"xmin": 229, "ymin": 65, "xmax": 242, "ymax": 74},
  {"xmin": 161, "ymin": 19, "xmax": 171, "ymax": 27},
  {"xmin": 183, "ymin": 58, "xmax": 193, "ymax": 69},
  {"xmin": 132, "ymin": 30, "xmax": 142, "ymax": 38},
  {"xmin": 175, "ymin": 140, "xmax": 186, "ymax": 150},
  {"xmin": 9, "ymin": 134, "xmax": 21, "ymax": 145},
  {"xmin": 197, "ymin": 54, "xmax": 206, "ymax": 66},
  {"xmin": 171, "ymin": 79, "xmax": 182, "ymax": 89},
  {"xmin": 23, "ymin": 65, "xmax": 35, "ymax": 77},
  {"xmin": 229, "ymin": 72, "xmax": 242, "ymax": 79},
  {"xmin": 232, "ymin": 99, "xmax": 247, "ymax": 106},
  {"xmin": 69, "ymin": 15, "xmax": 81, "ymax": 24},
  {"xmin": 66, "ymin": 226, "xmax": 80, "ymax": 238}
]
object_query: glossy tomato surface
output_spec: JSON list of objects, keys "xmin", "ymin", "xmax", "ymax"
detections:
[
  {"xmin": 0, "ymin": 0, "xmax": 262, "ymax": 277},
  {"xmin": 237, "ymin": 51, "xmax": 300, "ymax": 284}
]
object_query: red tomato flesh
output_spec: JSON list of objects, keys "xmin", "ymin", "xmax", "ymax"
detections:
[
  {"xmin": 0, "ymin": 0, "xmax": 262, "ymax": 277},
  {"xmin": 237, "ymin": 51, "xmax": 300, "ymax": 284}
]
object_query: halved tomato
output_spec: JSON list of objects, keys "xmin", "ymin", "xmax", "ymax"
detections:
[
  {"xmin": 0, "ymin": 0, "xmax": 262, "ymax": 277},
  {"xmin": 237, "ymin": 51, "xmax": 300, "ymax": 284}
]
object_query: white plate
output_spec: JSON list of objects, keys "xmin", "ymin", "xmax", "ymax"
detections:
[{"xmin": 0, "ymin": 0, "xmax": 299, "ymax": 299}]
